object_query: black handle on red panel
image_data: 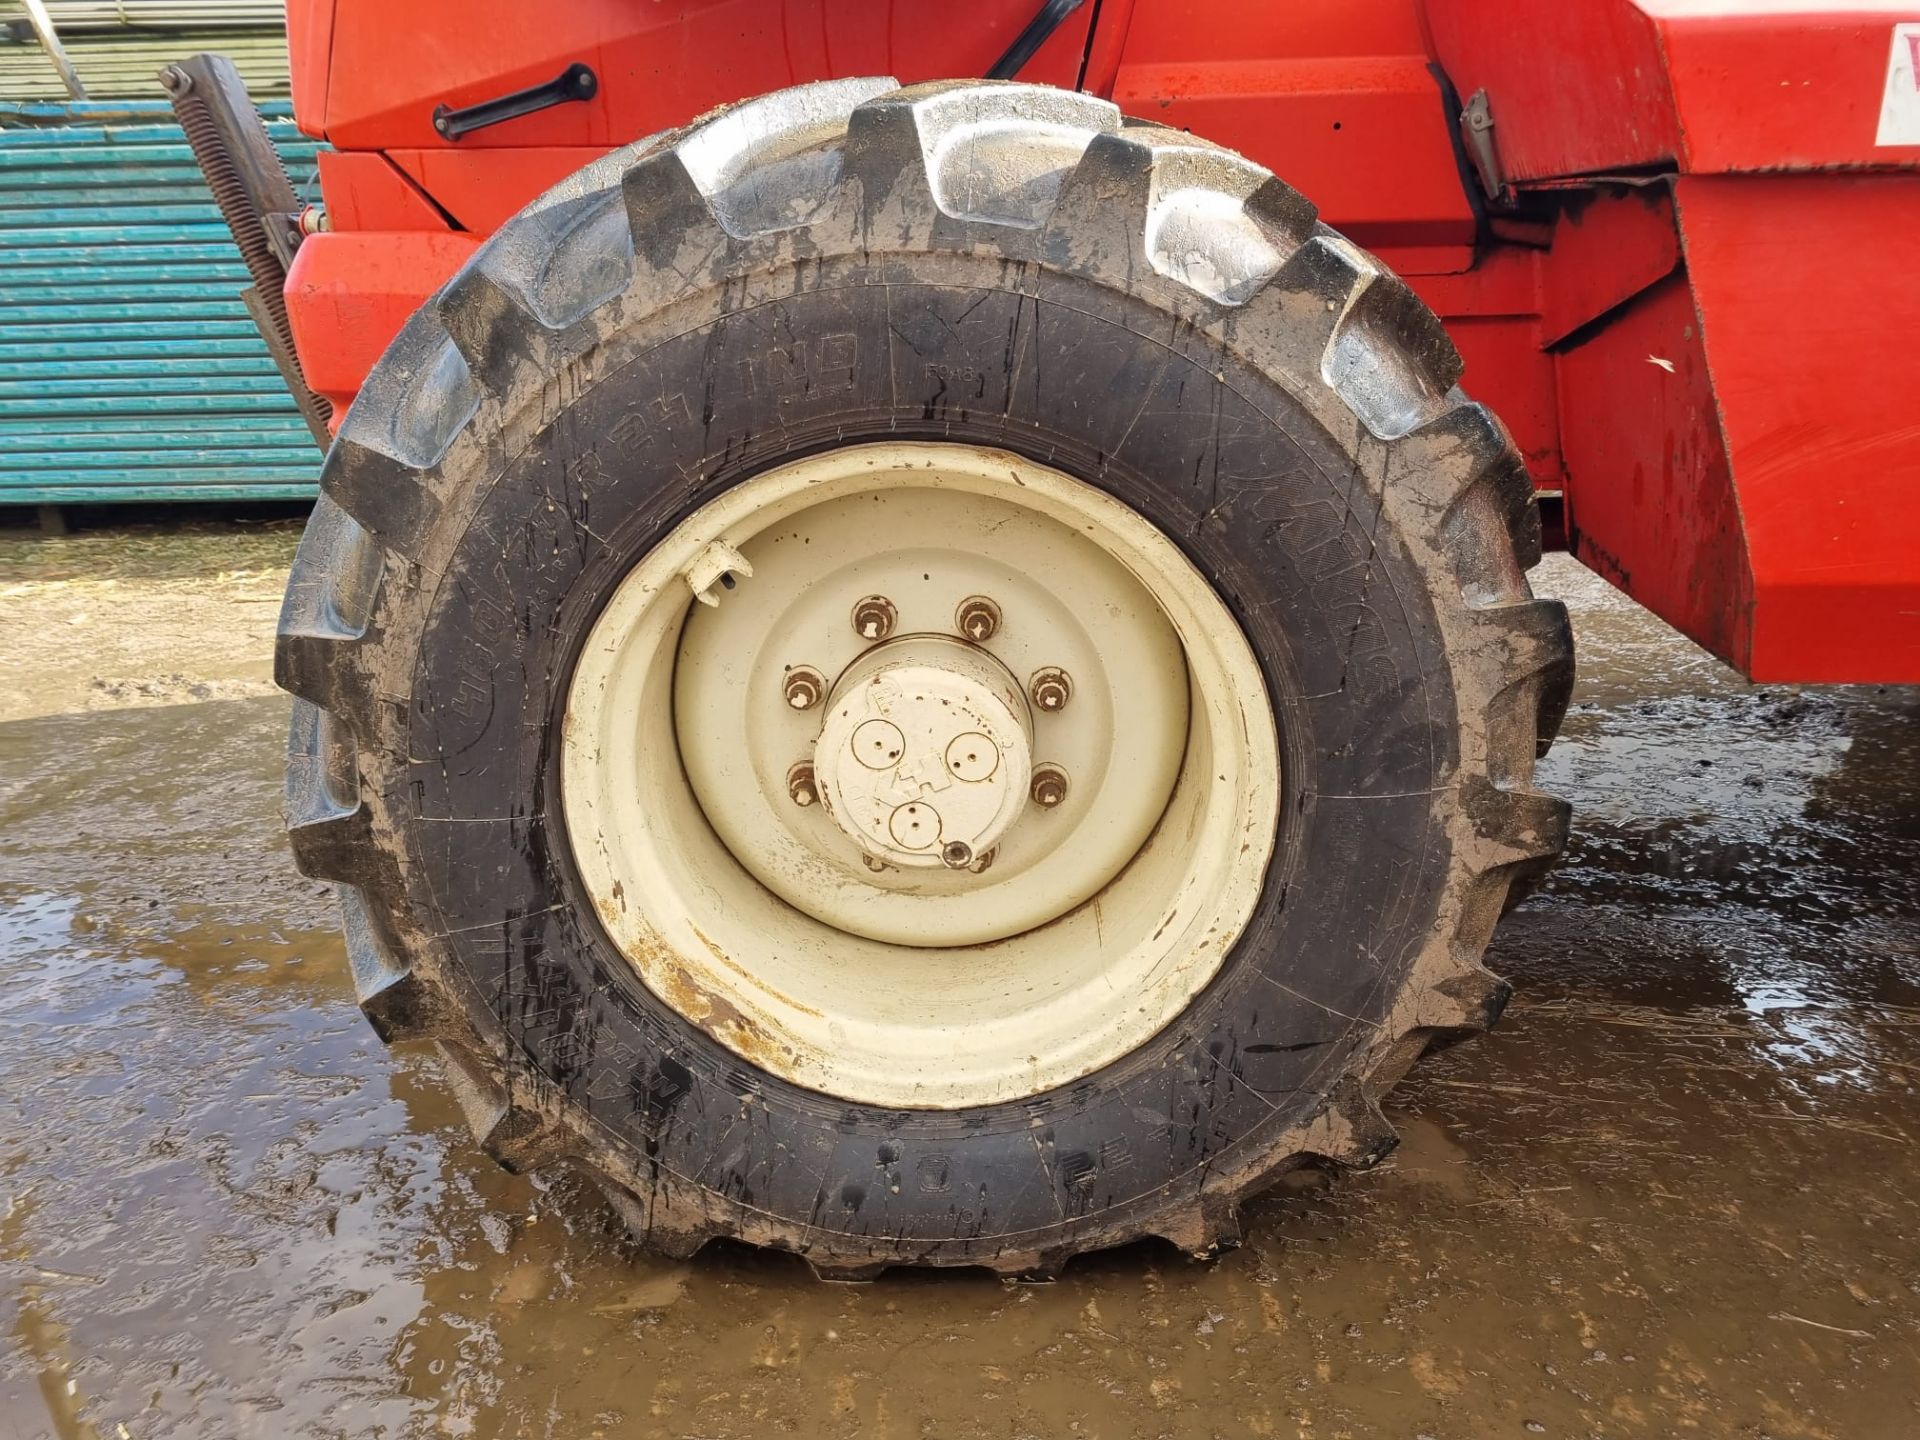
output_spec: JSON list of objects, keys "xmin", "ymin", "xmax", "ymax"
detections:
[{"xmin": 432, "ymin": 63, "xmax": 598, "ymax": 141}]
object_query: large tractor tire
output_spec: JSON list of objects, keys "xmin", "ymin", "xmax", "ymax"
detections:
[{"xmin": 278, "ymin": 79, "xmax": 1573, "ymax": 1278}]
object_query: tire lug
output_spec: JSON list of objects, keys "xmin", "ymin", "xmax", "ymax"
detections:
[
  {"xmin": 786, "ymin": 762, "xmax": 818, "ymax": 808},
  {"xmin": 782, "ymin": 666, "xmax": 825, "ymax": 711},
  {"xmin": 1029, "ymin": 667, "xmax": 1072, "ymax": 713},
  {"xmin": 955, "ymin": 595, "xmax": 1001, "ymax": 643},
  {"xmin": 851, "ymin": 595, "xmax": 897, "ymax": 642},
  {"xmin": 1030, "ymin": 765, "xmax": 1068, "ymax": 809}
]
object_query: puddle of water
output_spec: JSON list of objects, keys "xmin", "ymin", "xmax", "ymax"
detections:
[
  {"xmin": 0, "ymin": 553, "xmax": 1915, "ymax": 1439},
  {"xmin": 0, "ymin": 520, "xmax": 301, "ymax": 586}
]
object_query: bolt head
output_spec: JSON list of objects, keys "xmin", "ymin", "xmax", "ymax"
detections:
[
  {"xmin": 850, "ymin": 595, "xmax": 898, "ymax": 643},
  {"xmin": 1029, "ymin": 668, "xmax": 1073, "ymax": 713},
  {"xmin": 786, "ymin": 762, "xmax": 818, "ymax": 808},
  {"xmin": 782, "ymin": 667, "xmax": 824, "ymax": 711},
  {"xmin": 955, "ymin": 596, "xmax": 1001, "ymax": 643},
  {"xmin": 1030, "ymin": 766, "xmax": 1069, "ymax": 809}
]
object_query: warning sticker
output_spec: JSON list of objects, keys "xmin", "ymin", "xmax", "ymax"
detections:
[{"xmin": 1879, "ymin": 22, "xmax": 1920, "ymax": 146}]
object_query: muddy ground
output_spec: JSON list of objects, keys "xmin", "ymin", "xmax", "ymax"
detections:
[{"xmin": 1, "ymin": 522, "xmax": 1916, "ymax": 1440}]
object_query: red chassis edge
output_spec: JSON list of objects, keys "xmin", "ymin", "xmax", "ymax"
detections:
[{"xmin": 280, "ymin": 0, "xmax": 1920, "ymax": 683}]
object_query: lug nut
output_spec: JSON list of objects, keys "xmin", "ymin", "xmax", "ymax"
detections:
[
  {"xmin": 1030, "ymin": 765, "xmax": 1069, "ymax": 809},
  {"xmin": 782, "ymin": 666, "xmax": 825, "ymax": 711},
  {"xmin": 861, "ymin": 852, "xmax": 887, "ymax": 873},
  {"xmin": 955, "ymin": 595, "xmax": 1001, "ymax": 643},
  {"xmin": 851, "ymin": 595, "xmax": 897, "ymax": 642},
  {"xmin": 968, "ymin": 846, "xmax": 996, "ymax": 875},
  {"xmin": 1029, "ymin": 667, "xmax": 1073, "ymax": 713},
  {"xmin": 941, "ymin": 840, "xmax": 974, "ymax": 870},
  {"xmin": 787, "ymin": 762, "xmax": 818, "ymax": 808}
]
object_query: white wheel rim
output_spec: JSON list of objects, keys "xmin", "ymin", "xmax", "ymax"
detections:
[{"xmin": 562, "ymin": 442, "xmax": 1279, "ymax": 1108}]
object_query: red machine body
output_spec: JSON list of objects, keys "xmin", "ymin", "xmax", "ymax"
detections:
[{"xmin": 280, "ymin": 0, "xmax": 1920, "ymax": 682}]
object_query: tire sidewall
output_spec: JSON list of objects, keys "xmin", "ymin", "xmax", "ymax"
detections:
[{"xmin": 383, "ymin": 254, "xmax": 1460, "ymax": 1254}]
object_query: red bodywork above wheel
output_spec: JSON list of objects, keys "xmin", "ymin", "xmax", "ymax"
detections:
[{"xmin": 279, "ymin": 0, "xmax": 1920, "ymax": 682}]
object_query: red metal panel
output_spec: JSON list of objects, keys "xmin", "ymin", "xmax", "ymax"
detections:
[
  {"xmin": 1427, "ymin": 1, "xmax": 1920, "ymax": 179},
  {"xmin": 1556, "ymin": 272, "xmax": 1756, "ymax": 670},
  {"xmin": 1674, "ymin": 172, "xmax": 1920, "ymax": 681},
  {"xmin": 1080, "ymin": 0, "xmax": 1140, "ymax": 96},
  {"xmin": 1538, "ymin": 186, "xmax": 1681, "ymax": 347},
  {"xmin": 273, "ymin": 0, "xmax": 1920, "ymax": 684},
  {"xmin": 386, "ymin": 149, "xmax": 614, "ymax": 233},
  {"xmin": 1108, "ymin": 1, "xmax": 1476, "ymax": 247},
  {"xmin": 1407, "ymin": 244, "xmax": 1538, "ymax": 314},
  {"xmin": 286, "ymin": 0, "xmax": 335, "ymax": 139},
  {"xmin": 1371, "ymin": 244, "xmax": 1476, "ymax": 277},
  {"xmin": 316, "ymin": 0, "xmax": 1091, "ymax": 151},
  {"xmin": 1425, "ymin": 0, "xmax": 1680, "ymax": 179},
  {"xmin": 816, "ymin": 0, "xmax": 1094, "ymax": 87},
  {"xmin": 316, "ymin": 151, "xmax": 453, "ymax": 232},
  {"xmin": 1654, "ymin": 4, "xmax": 1920, "ymax": 171},
  {"xmin": 285, "ymin": 231, "xmax": 482, "ymax": 416},
  {"xmin": 1552, "ymin": 172, "xmax": 1920, "ymax": 682}
]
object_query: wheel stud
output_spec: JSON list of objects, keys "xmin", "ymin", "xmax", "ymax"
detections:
[
  {"xmin": 1030, "ymin": 765, "xmax": 1069, "ymax": 809},
  {"xmin": 787, "ymin": 762, "xmax": 818, "ymax": 808},
  {"xmin": 955, "ymin": 595, "xmax": 1001, "ymax": 643},
  {"xmin": 851, "ymin": 595, "xmax": 897, "ymax": 642},
  {"xmin": 1029, "ymin": 667, "xmax": 1072, "ymax": 713},
  {"xmin": 782, "ymin": 666, "xmax": 825, "ymax": 711}
]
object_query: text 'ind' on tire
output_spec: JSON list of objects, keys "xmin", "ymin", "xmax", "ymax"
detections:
[{"xmin": 276, "ymin": 78, "xmax": 1574, "ymax": 1279}]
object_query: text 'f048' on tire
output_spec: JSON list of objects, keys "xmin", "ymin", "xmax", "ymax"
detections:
[{"xmin": 277, "ymin": 77, "xmax": 1574, "ymax": 1277}]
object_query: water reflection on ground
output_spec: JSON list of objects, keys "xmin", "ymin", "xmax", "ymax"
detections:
[{"xmin": 1, "ymin": 552, "xmax": 1915, "ymax": 1439}]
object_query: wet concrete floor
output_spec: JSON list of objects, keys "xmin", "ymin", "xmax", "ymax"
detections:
[{"xmin": 1, "ymin": 527, "xmax": 1917, "ymax": 1439}]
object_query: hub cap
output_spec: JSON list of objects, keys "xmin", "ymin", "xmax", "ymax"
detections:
[
  {"xmin": 562, "ymin": 442, "xmax": 1279, "ymax": 1108},
  {"xmin": 812, "ymin": 636, "xmax": 1033, "ymax": 870}
]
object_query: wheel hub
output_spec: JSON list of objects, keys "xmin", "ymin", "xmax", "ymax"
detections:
[
  {"xmin": 563, "ymin": 442, "xmax": 1279, "ymax": 1107},
  {"xmin": 813, "ymin": 636, "xmax": 1033, "ymax": 871}
]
